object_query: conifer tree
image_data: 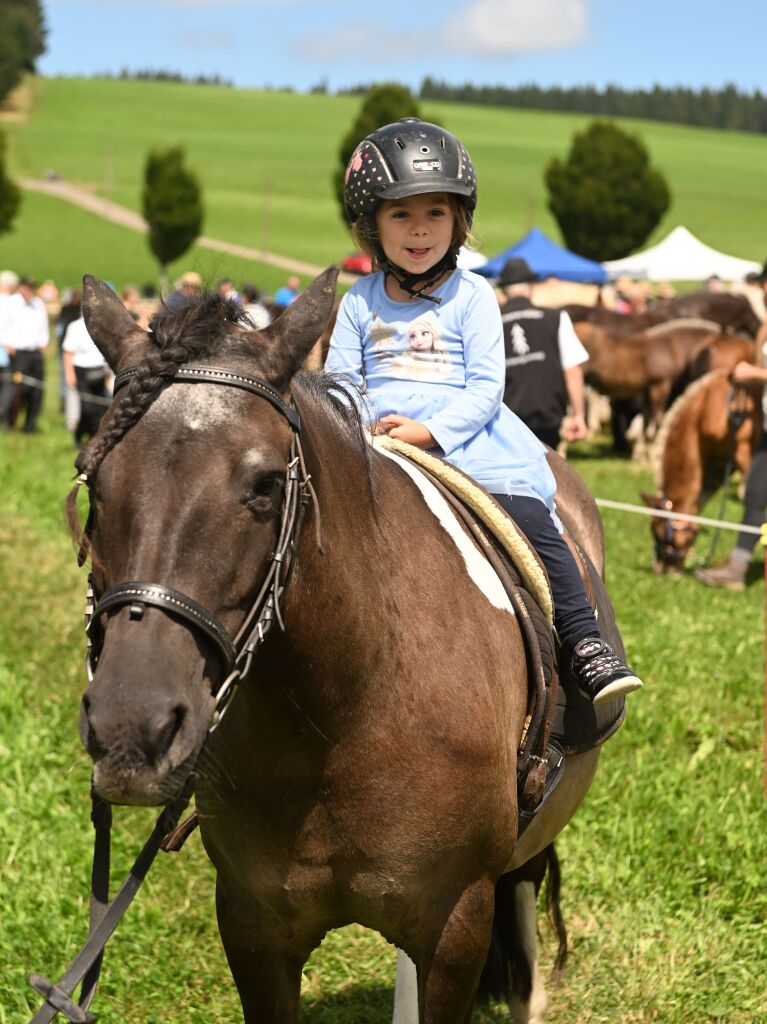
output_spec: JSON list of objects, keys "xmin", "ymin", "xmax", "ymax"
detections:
[
  {"xmin": 0, "ymin": 0, "xmax": 47, "ymax": 102},
  {"xmin": 545, "ymin": 120, "xmax": 670, "ymax": 261},
  {"xmin": 0, "ymin": 131, "xmax": 21, "ymax": 238},
  {"xmin": 142, "ymin": 146, "xmax": 204, "ymax": 286}
]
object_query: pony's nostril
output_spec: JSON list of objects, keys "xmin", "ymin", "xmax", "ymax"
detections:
[
  {"xmin": 80, "ymin": 693, "xmax": 107, "ymax": 760},
  {"xmin": 148, "ymin": 705, "xmax": 187, "ymax": 765}
]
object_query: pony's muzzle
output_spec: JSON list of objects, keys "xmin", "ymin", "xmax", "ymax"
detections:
[{"xmin": 80, "ymin": 688, "xmax": 189, "ymax": 768}]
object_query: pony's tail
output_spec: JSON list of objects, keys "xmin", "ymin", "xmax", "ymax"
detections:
[
  {"xmin": 544, "ymin": 843, "xmax": 568, "ymax": 980},
  {"xmin": 477, "ymin": 843, "xmax": 567, "ymax": 1009}
]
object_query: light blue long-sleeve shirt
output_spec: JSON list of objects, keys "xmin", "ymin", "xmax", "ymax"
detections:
[{"xmin": 326, "ymin": 269, "xmax": 558, "ymax": 509}]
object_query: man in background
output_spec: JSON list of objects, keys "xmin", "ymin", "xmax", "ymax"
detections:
[
  {"xmin": 274, "ymin": 275, "xmax": 300, "ymax": 308},
  {"xmin": 0, "ymin": 270, "xmax": 19, "ymax": 426},
  {"xmin": 498, "ymin": 258, "xmax": 588, "ymax": 450},
  {"xmin": 166, "ymin": 271, "xmax": 203, "ymax": 310},
  {"xmin": 5, "ymin": 276, "xmax": 49, "ymax": 433}
]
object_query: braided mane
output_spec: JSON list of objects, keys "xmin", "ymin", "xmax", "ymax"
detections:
[
  {"xmin": 65, "ymin": 293, "xmax": 255, "ymax": 552},
  {"xmin": 650, "ymin": 371, "xmax": 723, "ymax": 487}
]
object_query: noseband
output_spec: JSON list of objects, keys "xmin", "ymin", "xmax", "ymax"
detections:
[
  {"xmin": 82, "ymin": 364, "xmax": 317, "ymax": 729},
  {"xmin": 653, "ymin": 495, "xmax": 698, "ymax": 566}
]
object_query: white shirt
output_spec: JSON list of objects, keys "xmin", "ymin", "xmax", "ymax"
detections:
[
  {"xmin": 558, "ymin": 312, "xmax": 589, "ymax": 370},
  {"xmin": 6, "ymin": 293, "xmax": 49, "ymax": 351},
  {"xmin": 63, "ymin": 317, "xmax": 106, "ymax": 369},
  {"xmin": 0, "ymin": 293, "xmax": 16, "ymax": 364}
]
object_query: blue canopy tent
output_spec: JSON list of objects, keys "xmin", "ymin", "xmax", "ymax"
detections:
[{"xmin": 474, "ymin": 227, "xmax": 607, "ymax": 284}]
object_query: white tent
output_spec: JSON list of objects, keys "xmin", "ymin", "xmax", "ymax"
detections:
[
  {"xmin": 603, "ymin": 226, "xmax": 762, "ymax": 282},
  {"xmin": 456, "ymin": 246, "xmax": 488, "ymax": 271}
]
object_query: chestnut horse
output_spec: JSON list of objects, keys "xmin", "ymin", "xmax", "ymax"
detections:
[
  {"xmin": 566, "ymin": 289, "xmax": 761, "ymax": 338},
  {"xmin": 574, "ymin": 319, "xmax": 752, "ymax": 456},
  {"xmin": 641, "ymin": 370, "xmax": 761, "ymax": 573},
  {"xmin": 72, "ymin": 268, "xmax": 628, "ymax": 1023}
]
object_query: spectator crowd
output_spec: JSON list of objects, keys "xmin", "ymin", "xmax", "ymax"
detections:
[{"xmin": 0, "ymin": 269, "xmax": 291, "ymax": 446}]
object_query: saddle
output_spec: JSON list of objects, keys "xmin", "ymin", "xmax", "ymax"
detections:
[{"xmin": 375, "ymin": 437, "xmax": 625, "ymax": 834}]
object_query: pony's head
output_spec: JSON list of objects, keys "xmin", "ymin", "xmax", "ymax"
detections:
[
  {"xmin": 73, "ymin": 268, "xmax": 338, "ymax": 805},
  {"xmin": 640, "ymin": 492, "xmax": 698, "ymax": 574}
]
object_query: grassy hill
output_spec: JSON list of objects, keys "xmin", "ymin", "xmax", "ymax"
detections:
[{"xmin": 2, "ymin": 77, "xmax": 767, "ymax": 289}]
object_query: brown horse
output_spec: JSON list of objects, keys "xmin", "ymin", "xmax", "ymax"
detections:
[
  {"xmin": 566, "ymin": 289, "xmax": 762, "ymax": 338},
  {"xmin": 72, "ymin": 268, "xmax": 627, "ymax": 1023},
  {"xmin": 641, "ymin": 370, "xmax": 761, "ymax": 573},
  {"xmin": 574, "ymin": 319, "xmax": 751, "ymax": 455}
]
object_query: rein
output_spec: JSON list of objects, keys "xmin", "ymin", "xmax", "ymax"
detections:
[{"xmin": 28, "ymin": 363, "xmax": 319, "ymax": 1023}]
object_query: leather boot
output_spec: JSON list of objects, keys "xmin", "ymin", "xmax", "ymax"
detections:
[{"xmin": 694, "ymin": 557, "xmax": 748, "ymax": 591}]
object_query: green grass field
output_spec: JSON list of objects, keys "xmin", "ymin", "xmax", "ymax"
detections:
[
  {"xmin": 2, "ymin": 77, "xmax": 767, "ymax": 291},
  {"xmin": 1, "ymin": 354, "xmax": 766, "ymax": 1022}
]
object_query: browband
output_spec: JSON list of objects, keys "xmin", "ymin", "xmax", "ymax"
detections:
[{"xmin": 112, "ymin": 364, "xmax": 300, "ymax": 432}]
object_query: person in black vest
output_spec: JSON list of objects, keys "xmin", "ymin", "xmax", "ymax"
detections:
[{"xmin": 498, "ymin": 257, "xmax": 588, "ymax": 449}]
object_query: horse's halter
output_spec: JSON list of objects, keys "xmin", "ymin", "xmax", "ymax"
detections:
[
  {"xmin": 79, "ymin": 363, "xmax": 319, "ymax": 730},
  {"xmin": 653, "ymin": 495, "xmax": 699, "ymax": 566}
]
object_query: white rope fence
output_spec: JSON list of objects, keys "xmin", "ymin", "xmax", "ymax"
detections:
[
  {"xmin": 595, "ymin": 497, "xmax": 762, "ymax": 536},
  {"xmin": 0, "ymin": 370, "xmax": 113, "ymax": 406}
]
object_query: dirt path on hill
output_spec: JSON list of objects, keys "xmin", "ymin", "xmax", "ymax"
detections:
[{"xmin": 19, "ymin": 176, "xmax": 357, "ymax": 284}]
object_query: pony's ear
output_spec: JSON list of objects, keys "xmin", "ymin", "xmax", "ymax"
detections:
[
  {"xmin": 246, "ymin": 266, "xmax": 339, "ymax": 388},
  {"xmin": 640, "ymin": 491, "xmax": 664, "ymax": 509},
  {"xmin": 82, "ymin": 275, "xmax": 152, "ymax": 373}
]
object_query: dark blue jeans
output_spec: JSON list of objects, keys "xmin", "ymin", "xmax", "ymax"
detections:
[{"xmin": 492, "ymin": 493, "xmax": 600, "ymax": 651}]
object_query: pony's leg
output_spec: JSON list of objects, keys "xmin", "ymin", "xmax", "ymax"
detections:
[
  {"xmin": 507, "ymin": 880, "xmax": 547, "ymax": 1024},
  {"xmin": 393, "ymin": 949, "xmax": 419, "ymax": 1024},
  {"xmin": 419, "ymin": 878, "xmax": 496, "ymax": 1024},
  {"xmin": 215, "ymin": 883, "xmax": 306, "ymax": 1024}
]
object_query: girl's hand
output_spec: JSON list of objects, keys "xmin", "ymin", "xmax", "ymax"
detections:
[{"xmin": 376, "ymin": 415, "xmax": 436, "ymax": 450}]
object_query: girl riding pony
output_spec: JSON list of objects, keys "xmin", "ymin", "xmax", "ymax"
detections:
[{"xmin": 327, "ymin": 117, "xmax": 643, "ymax": 705}]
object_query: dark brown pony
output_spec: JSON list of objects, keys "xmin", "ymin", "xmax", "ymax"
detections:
[
  {"xmin": 72, "ymin": 268, "xmax": 626, "ymax": 1023},
  {"xmin": 574, "ymin": 319, "xmax": 751, "ymax": 455},
  {"xmin": 641, "ymin": 370, "xmax": 761, "ymax": 573},
  {"xmin": 566, "ymin": 289, "xmax": 761, "ymax": 337}
]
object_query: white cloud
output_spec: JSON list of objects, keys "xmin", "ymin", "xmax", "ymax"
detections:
[
  {"xmin": 51, "ymin": 1, "xmax": 302, "ymax": 7},
  {"xmin": 442, "ymin": 0, "xmax": 588, "ymax": 56},
  {"xmin": 300, "ymin": 0, "xmax": 588, "ymax": 66}
]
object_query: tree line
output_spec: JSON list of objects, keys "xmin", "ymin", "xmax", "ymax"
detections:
[{"xmin": 419, "ymin": 78, "xmax": 767, "ymax": 135}]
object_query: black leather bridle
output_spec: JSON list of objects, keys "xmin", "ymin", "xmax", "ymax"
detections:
[
  {"xmin": 83, "ymin": 363, "xmax": 317, "ymax": 727},
  {"xmin": 28, "ymin": 362, "xmax": 320, "ymax": 1023},
  {"xmin": 653, "ymin": 495, "xmax": 699, "ymax": 567}
]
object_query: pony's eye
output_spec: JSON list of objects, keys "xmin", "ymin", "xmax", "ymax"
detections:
[{"xmin": 246, "ymin": 474, "xmax": 284, "ymax": 514}]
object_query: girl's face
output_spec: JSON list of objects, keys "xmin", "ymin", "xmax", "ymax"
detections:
[
  {"xmin": 375, "ymin": 193, "xmax": 455, "ymax": 278},
  {"xmin": 408, "ymin": 324, "xmax": 435, "ymax": 350}
]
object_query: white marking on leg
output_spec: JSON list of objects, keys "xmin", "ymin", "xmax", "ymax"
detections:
[
  {"xmin": 392, "ymin": 948, "xmax": 419, "ymax": 1024},
  {"xmin": 508, "ymin": 880, "xmax": 547, "ymax": 1024},
  {"xmin": 375, "ymin": 446, "xmax": 514, "ymax": 614}
]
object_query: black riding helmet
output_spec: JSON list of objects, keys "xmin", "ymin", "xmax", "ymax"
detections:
[
  {"xmin": 344, "ymin": 118, "xmax": 478, "ymax": 302},
  {"xmin": 344, "ymin": 117, "xmax": 477, "ymax": 223}
]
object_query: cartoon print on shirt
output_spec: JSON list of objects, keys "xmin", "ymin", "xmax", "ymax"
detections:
[
  {"xmin": 390, "ymin": 314, "xmax": 452, "ymax": 380},
  {"xmin": 369, "ymin": 315, "xmax": 398, "ymax": 351}
]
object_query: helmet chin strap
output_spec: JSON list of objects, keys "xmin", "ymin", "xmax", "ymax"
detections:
[{"xmin": 377, "ymin": 249, "xmax": 457, "ymax": 305}]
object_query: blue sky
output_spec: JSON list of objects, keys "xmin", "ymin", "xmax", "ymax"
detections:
[{"xmin": 40, "ymin": 0, "xmax": 767, "ymax": 94}]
